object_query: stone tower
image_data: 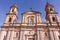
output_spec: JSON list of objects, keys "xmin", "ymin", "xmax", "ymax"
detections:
[
  {"xmin": 45, "ymin": 2, "xmax": 60, "ymax": 40},
  {"xmin": 4, "ymin": 4, "xmax": 18, "ymax": 26},
  {"xmin": 45, "ymin": 2, "xmax": 59, "ymax": 23}
]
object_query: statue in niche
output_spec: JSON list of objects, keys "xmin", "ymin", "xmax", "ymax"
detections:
[
  {"xmin": 27, "ymin": 16, "xmax": 34, "ymax": 25},
  {"xmin": 30, "ymin": 16, "xmax": 34, "ymax": 25}
]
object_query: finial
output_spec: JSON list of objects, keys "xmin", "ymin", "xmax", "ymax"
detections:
[
  {"xmin": 29, "ymin": 8, "xmax": 33, "ymax": 11},
  {"xmin": 10, "ymin": 3, "xmax": 18, "ymax": 11},
  {"xmin": 10, "ymin": 3, "xmax": 18, "ymax": 9},
  {"xmin": 46, "ymin": 2, "xmax": 49, "ymax": 5},
  {"xmin": 46, "ymin": 0, "xmax": 51, "ymax": 7},
  {"xmin": 46, "ymin": 0, "xmax": 49, "ymax": 5},
  {"xmin": 13, "ymin": 3, "xmax": 17, "ymax": 7}
]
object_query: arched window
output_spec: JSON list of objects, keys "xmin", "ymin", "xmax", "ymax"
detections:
[
  {"xmin": 12, "ymin": 9, "xmax": 14, "ymax": 12},
  {"xmin": 50, "ymin": 8, "xmax": 53, "ymax": 11},
  {"xmin": 9, "ymin": 18, "xmax": 12, "ymax": 22},
  {"xmin": 52, "ymin": 17, "xmax": 56, "ymax": 22}
]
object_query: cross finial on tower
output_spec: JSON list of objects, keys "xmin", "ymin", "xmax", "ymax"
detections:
[
  {"xmin": 46, "ymin": 0, "xmax": 49, "ymax": 5},
  {"xmin": 10, "ymin": 3, "xmax": 18, "ymax": 9},
  {"xmin": 29, "ymin": 8, "xmax": 33, "ymax": 11}
]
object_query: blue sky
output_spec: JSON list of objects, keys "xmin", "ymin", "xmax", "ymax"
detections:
[{"xmin": 0, "ymin": 0, "xmax": 60, "ymax": 26}]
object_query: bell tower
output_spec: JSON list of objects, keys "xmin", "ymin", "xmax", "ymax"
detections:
[
  {"xmin": 45, "ymin": 3, "xmax": 59, "ymax": 23},
  {"xmin": 4, "ymin": 4, "xmax": 18, "ymax": 25},
  {"xmin": 9, "ymin": 4, "xmax": 18, "ymax": 15}
]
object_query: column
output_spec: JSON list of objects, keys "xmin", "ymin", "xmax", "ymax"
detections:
[
  {"xmin": 20, "ymin": 31, "xmax": 23, "ymax": 40},
  {"xmin": 39, "ymin": 31, "xmax": 41, "ymax": 40},
  {"xmin": 23, "ymin": 31, "xmax": 25, "ymax": 40},
  {"xmin": 6, "ymin": 31, "xmax": 11, "ymax": 40},
  {"xmin": 0, "ymin": 31, "xmax": 7, "ymax": 40},
  {"xmin": 53, "ymin": 31, "xmax": 59, "ymax": 40},
  {"xmin": 18, "ymin": 31, "xmax": 20, "ymax": 40},
  {"xmin": 49, "ymin": 31, "xmax": 54, "ymax": 40},
  {"xmin": 10, "ymin": 30, "xmax": 14, "ymax": 40},
  {"xmin": 40, "ymin": 31, "xmax": 44, "ymax": 40},
  {"xmin": 37, "ymin": 31, "xmax": 40, "ymax": 40}
]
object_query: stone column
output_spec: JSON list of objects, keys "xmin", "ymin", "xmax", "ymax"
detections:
[
  {"xmin": 49, "ymin": 31, "xmax": 54, "ymax": 40},
  {"xmin": 20, "ymin": 31, "xmax": 23, "ymax": 40},
  {"xmin": 23, "ymin": 31, "xmax": 25, "ymax": 40},
  {"xmin": 40, "ymin": 31, "xmax": 44, "ymax": 40},
  {"xmin": 6, "ymin": 31, "xmax": 11, "ymax": 40},
  {"xmin": 37, "ymin": 31, "xmax": 40, "ymax": 40},
  {"xmin": 39, "ymin": 31, "xmax": 41, "ymax": 40},
  {"xmin": 10, "ymin": 30, "xmax": 14, "ymax": 40},
  {"xmin": 53, "ymin": 31, "xmax": 59, "ymax": 40},
  {"xmin": 0, "ymin": 31, "xmax": 7, "ymax": 40},
  {"xmin": 18, "ymin": 31, "xmax": 20, "ymax": 40}
]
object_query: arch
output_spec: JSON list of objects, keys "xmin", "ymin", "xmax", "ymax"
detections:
[
  {"xmin": 9, "ymin": 17, "xmax": 12, "ymax": 22},
  {"xmin": 50, "ymin": 8, "xmax": 53, "ymax": 11},
  {"xmin": 12, "ymin": 9, "xmax": 14, "ymax": 12},
  {"xmin": 52, "ymin": 17, "xmax": 56, "ymax": 22}
]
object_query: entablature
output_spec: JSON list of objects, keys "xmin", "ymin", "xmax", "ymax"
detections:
[{"xmin": 2, "ymin": 22, "xmax": 60, "ymax": 28}]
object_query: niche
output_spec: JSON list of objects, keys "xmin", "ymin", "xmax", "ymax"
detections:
[
  {"xmin": 9, "ymin": 17, "xmax": 12, "ymax": 22},
  {"xmin": 52, "ymin": 17, "xmax": 56, "ymax": 22}
]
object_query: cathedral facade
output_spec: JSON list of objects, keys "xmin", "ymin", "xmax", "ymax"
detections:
[{"xmin": 0, "ymin": 3, "xmax": 60, "ymax": 40}]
